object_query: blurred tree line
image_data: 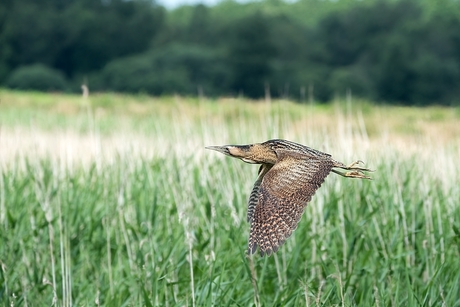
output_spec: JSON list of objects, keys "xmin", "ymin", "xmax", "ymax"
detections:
[{"xmin": 1, "ymin": 0, "xmax": 460, "ymax": 105}]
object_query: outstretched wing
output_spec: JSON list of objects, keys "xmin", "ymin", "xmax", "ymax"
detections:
[
  {"xmin": 248, "ymin": 149, "xmax": 334, "ymax": 256},
  {"xmin": 247, "ymin": 164, "xmax": 273, "ymax": 223}
]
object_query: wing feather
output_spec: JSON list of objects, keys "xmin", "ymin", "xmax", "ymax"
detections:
[
  {"xmin": 248, "ymin": 149, "xmax": 334, "ymax": 256},
  {"xmin": 247, "ymin": 164, "xmax": 272, "ymax": 223}
]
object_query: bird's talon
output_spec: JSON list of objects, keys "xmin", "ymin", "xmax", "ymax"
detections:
[
  {"xmin": 347, "ymin": 160, "xmax": 364, "ymax": 168},
  {"xmin": 345, "ymin": 170, "xmax": 372, "ymax": 179}
]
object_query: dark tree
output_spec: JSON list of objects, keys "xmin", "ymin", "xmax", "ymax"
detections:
[
  {"xmin": 228, "ymin": 13, "xmax": 277, "ymax": 98},
  {"xmin": 1, "ymin": 0, "xmax": 165, "ymax": 78}
]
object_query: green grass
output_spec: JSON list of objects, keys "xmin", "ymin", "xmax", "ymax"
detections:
[{"xmin": 1, "ymin": 90, "xmax": 460, "ymax": 306}]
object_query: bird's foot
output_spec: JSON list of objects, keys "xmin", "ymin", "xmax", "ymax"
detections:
[
  {"xmin": 346, "ymin": 160, "xmax": 364, "ymax": 168},
  {"xmin": 332, "ymin": 169, "xmax": 372, "ymax": 179},
  {"xmin": 332, "ymin": 160, "xmax": 373, "ymax": 179},
  {"xmin": 345, "ymin": 160, "xmax": 373, "ymax": 172}
]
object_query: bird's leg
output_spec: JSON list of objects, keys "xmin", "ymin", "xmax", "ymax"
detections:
[
  {"xmin": 332, "ymin": 160, "xmax": 373, "ymax": 179},
  {"xmin": 332, "ymin": 169, "xmax": 372, "ymax": 179},
  {"xmin": 346, "ymin": 160, "xmax": 364, "ymax": 169}
]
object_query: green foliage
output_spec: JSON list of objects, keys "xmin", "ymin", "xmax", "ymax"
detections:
[
  {"xmin": 6, "ymin": 64, "xmax": 68, "ymax": 91},
  {"xmin": 0, "ymin": 90, "xmax": 460, "ymax": 307},
  {"xmin": 228, "ymin": 13, "xmax": 277, "ymax": 98},
  {"xmin": 0, "ymin": 91, "xmax": 460, "ymax": 305},
  {"xmin": 308, "ymin": 0, "xmax": 460, "ymax": 105},
  {"xmin": 1, "ymin": 0, "xmax": 460, "ymax": 104},
  {"xmin": 92, "ymin": 43, "xmax": 229, "ymax": 95},
  {"xmin": 1, "ymin": 0, "xmax": 164, "ymax": 77},
  {"xmin": 2, "ymin": 150, "xmax": 460, "ymax": 306}
]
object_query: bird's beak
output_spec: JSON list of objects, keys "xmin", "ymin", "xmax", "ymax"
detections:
[{"xmin": 205, "ymin": 145, "xmax": 231, "ymax": 156}]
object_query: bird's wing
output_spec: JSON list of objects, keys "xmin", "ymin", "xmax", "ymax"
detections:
[
  {"xmin": 248, "ymin": 149, "xmax": 334, "ymax": 256},
  {"xmin": 247, "ymin": 164, "xmax": 273, "ymax": 223}
]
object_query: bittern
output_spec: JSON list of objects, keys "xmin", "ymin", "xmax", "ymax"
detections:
[{"xmin": 206, "ymin": 139, "xmax": 372, "ymax": 256}]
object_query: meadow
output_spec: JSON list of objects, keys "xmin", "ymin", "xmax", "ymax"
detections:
[{"xmin": 0, "ymin": 89, "xmax": 459, "ymax": 306}]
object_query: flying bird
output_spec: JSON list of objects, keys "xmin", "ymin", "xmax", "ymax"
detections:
[{"xmin": 206, "ymin": 139, "xmax": 372, "ymax": 256}]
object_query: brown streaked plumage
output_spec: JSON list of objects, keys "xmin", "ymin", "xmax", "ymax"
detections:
[{"xmin": 206, "ymin": 139, "xmax": 372, "ymax": 256}]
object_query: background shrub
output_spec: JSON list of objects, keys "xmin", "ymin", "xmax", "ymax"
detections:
[{"xmin": 6, "ymin": 64, "xmax": 68, "ymax": 91}]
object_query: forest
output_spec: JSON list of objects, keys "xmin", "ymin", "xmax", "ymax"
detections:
[{"xmin": 1, "ymin": 0, "xmax": 460, "ymax": 105}]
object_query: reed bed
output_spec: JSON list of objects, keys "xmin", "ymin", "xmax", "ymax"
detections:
[{"xmin": 0, "ymin": 90, "xmax": 459, "ymax": 306}]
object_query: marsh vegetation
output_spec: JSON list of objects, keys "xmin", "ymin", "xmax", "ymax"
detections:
[{"xmin": 1, "ymin": 90, "xmax": 459, "ymax": 306}]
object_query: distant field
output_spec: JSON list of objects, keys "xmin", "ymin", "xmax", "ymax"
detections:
[{"xmin": 1, "ymin": 89, "xmax": 459, "ymax": 306}]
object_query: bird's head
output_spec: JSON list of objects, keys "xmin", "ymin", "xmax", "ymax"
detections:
[{"xmin": 205, "ymin": 144, "xmax": 259, "ymax": 164}]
